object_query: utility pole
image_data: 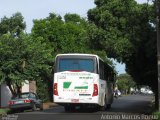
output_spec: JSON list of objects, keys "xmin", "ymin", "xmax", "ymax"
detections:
[{"xmin": 156, "ymin": 0, "xmax": 160, "ymax": 111}]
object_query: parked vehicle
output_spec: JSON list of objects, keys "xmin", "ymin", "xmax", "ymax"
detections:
[
  {"xmin": 140, "ymin": 87, "xmax": 153, "ymax": 95},
  {"xmin": 8, "ymin": 92, "xmax": 43, "ymax": 111},
  {"xmin": 114, "ymin": 90, "xmax": 121, "ymax": 98},
  {"xmin": 147, "ymin": 90, "xmax": 153, "ymax": 95},
  {"xmin": 117, "ymin": 90, "xmax": 122, "ymax": 97}
]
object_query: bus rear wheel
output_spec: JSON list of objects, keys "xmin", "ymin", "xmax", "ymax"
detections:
[
  {"xmin": 100, "ymin": 96, "xmax": 107, "ymax": 111},
  {"xmin": 106, "ymin": 104, "xmax": 111, "ymax": 109},
  {"xmin": 64, "ymin": 104, "xmax": 75, "ymax": 112},
  {"xmin": 64, "ymin": 105, "xmax": 70, "ymax": 112}
]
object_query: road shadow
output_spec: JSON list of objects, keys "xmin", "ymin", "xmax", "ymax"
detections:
[
  {"xmin": 43, "ymin": 105, "xmax": 99, "ymax": 113},
  {"xmin": 107, "ymin": 95, "xmax": 154, "ymax": 114}
]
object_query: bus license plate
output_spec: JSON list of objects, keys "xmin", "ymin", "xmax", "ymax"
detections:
[{"xmin": 71, "ymin": 99, "xmax": 79, "ymax": 103}]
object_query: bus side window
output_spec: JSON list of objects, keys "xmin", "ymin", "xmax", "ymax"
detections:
[
  {"xmin": 99, "ymin": 59, "xmax": 104, "ymax": 80},
  {"xmin": 99, "ymin": 60, "xmax": 101, "ymax": 79}
]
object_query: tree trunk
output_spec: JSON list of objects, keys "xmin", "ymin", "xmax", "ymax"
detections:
[
  {"xmin": 6, "ymin": 79, "xmax": 22, "ymax": 98},
  {"xmin": 16, "ymin": 84, "xmax": 22, "ymax": 95},
  {"xmin": 6, "ymin": 79, "xmax": 16, "ymax": 97}
]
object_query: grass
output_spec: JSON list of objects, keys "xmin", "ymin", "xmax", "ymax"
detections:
[
  {"xmin": 0, "ymin": 108, "xmax": 10, "ymax": 115},
  {"xmin": 153, "ymin": 111, "xmax": 160, "ymax": 120}
]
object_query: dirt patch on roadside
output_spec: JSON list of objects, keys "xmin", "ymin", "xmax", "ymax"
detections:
[{"xmin": 43, "ymin": 103, "xmax": 58, "ymax": 109}]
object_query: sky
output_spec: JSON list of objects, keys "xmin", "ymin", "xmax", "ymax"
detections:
[{"xmin": 0, "ymin": 0, "xmax": 149, "ymax": 74}]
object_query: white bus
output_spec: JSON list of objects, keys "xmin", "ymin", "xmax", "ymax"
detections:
[{"xmin": 53, "ymin": 53, "xmax": 115, "ymax": 111}]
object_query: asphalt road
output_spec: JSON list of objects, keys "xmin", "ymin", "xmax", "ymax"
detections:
[{"xmin": 2, "ymin": 95, "xmax": 155, "ymax": 120}]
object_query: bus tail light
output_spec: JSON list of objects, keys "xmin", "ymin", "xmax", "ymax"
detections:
[
  {"xmin": 54, "ymin": 83, "xmax": 58, "ymax": 96},
  {"xmin": 92, "ymin": 84, "xmax": 98, "ymax": 96}
]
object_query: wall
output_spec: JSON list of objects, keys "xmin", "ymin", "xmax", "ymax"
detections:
[
  {"xmin": 0, "ymin": 83, "xmax": 12, "ymax": 108},
  {"xmin": 29, "ymin": 81, "xmax": 36, "ymax": 93},
  {"xmin": 21, "ymin": 80, "xmax": 29, "ymax": 93}
]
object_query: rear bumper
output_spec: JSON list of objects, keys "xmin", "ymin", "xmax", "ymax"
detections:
[
  {"xmin": 9, "ymin": 103, "xmax": 32, "ymax": 109},
  {"xmin": 54, "ymin": 96, "xmax": 99, "ymax": 105}
]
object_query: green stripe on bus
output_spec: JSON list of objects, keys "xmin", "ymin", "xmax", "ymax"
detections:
[
  {"xmin": 63, "ymin": 82, "xmax": 71, "ymax": 88},
  {"xmin": 74, "ymin": 86, "xmax": 88, "ymax": 89}
]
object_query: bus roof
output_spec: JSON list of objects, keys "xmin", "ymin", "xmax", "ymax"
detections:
[{"xmin": 55, "ymin": 53, "xmax": 99, "ymax": 59}]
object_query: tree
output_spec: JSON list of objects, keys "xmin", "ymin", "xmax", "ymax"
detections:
[
  {"xmin": 32, "ymin": 13, "xmax": 115, "ymax": 65},
  {"xmin": 0, "ymin": 12, "xmax": 26, "ymax": 36},
  {"xmin": 117, "ymin": 74, "xmax": 136, "ymax": 94},
  {"xmin": 87, "ymin": 0, "xmax": 157, "ymax": 92},
  {"xmin": 0, "ymin": 33, "xmax": 52, "ymax": 96},
  {"xmin": 64, "ymin": 13, "xmax": 82, "ymax": 23},
  {"xmin": 32, "ymin": 13, "xmax": 90, "ymax": 54},
  {"xmin": 0, "ymin": 13, "xmax": 52, "ymax": 97}
]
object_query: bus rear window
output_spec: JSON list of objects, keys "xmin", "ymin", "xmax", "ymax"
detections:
[{"xmin": 59, "ymin": 59, "xmax": 94, "ymax": 72}]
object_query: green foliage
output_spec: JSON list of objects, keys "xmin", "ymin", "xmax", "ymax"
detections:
[
  {"xmin": 32, "ymin": 13, "xmax": 115, "ymax": 66},
  {"xmin": 88, "ymin": 0, "xmax": 157, "ymax": 91},
  {"xmin": 64, "ymin": 13, "xmax": 82, "ymax": 23},
  {"xmin": 153, "ymin": 111, "xmax": 160, "ymax": 120},
  {"xmin": 36, "ymin": 79, "xmax": 50, "ymax": 102},
  {"xmin": 0, "ymin": 13, "xmax": 52, "ymax": 96},
  {"xmin": 0, "ymin": 12, "xmax": 115, "ymax": 101},
  {"xmin": 32, "ymin": 13, "xmax": 89, "ymax": 54},
  {"xmin": 0, "ymin": 12, "xmax": 26, "ymax": 36},
  {"xmin": 0, "ymin": 33, "xmax": 52, "ymax": 94},
  {"xmin": 117, "ymin": 74, "xmax": 136, "ymax": 93},
  {"xmin": 0, "ymin": 109, "xmax": 10, "ymax": 115}
]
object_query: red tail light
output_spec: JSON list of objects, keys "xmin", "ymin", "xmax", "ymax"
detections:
[
  {"xmin": 92, "ymin": 84, "xmax": 98, "ymax": 97},
  {"xmin": 24, "ymin": 100, "xmax": 32, "ymax": 103},
  {"xmin": 54, "ymin": 83, "xmax": 58, "ymax": 96},
  {"xmin": 8, "ymin": 101, "xmax": 15, "ymax": 105}
]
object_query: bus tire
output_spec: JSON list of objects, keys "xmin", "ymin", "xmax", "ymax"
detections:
[
  {"xmin": 64, "ymin": 104, "xmax": 75, "ymax": 112},
  {"xmin": 100, "ymin": 96, "xmax": 107, "ymax": 111},
  {"xmin": 106, "ymin": 104, "xmax": 111, "ymax": 109},
  {"xmin": 64, "ymin": 105, "xmax": 70, "ymax": 112},
  {"xmin": 70, "ymin": 105, "xmax": 75, "ymax": 111}
]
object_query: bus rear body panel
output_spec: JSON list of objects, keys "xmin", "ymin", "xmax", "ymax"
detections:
[
  {"xmin": 53, "ymin": 71, "xmax": 100, "ymax": 105},
  {"xmin": 53, "ymin": 53, "xmax": 115, "ymax": 109}
]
